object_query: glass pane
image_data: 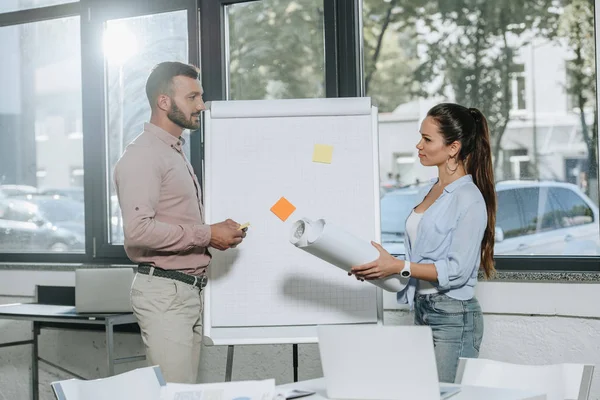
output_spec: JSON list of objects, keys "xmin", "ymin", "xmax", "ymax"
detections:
[
  {"xmin": 0, "ymin": 16, "xmax": 84, "ymax": 253},
  {"xmin": 496, "ymin": 190, "xmax": 523, "ymax": 239},
  {"xmin": 226, "ymin": 0, "xmax": 325, "ymax": 100},
  {"xmin": 367, "ymin": 0, "xmax": 600, "ymax": 258},
  {"xmin": 0, "ymin": 0, "xmax": 76, "ymax": 13},
  {"xmin": 550, "ymin": 187, "xmax": 595, "ymax": 226},
  {"xmin": 105, "ymin": 10, "xmax": 189, "ymax": 244}
]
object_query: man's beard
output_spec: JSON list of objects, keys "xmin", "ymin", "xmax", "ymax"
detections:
[{"xmin": 168, "ymin": 101, "xmax": 200, "ymax": 130}]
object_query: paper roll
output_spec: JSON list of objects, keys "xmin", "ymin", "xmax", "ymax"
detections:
[{"xmin": 290, "ymin": 218, "xmax": 408, "ymax": 293}]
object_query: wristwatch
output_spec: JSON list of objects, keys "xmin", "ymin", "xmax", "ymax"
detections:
[{"xmin": 400, "ymin": 261, "xmax": 411, "ymax": 278}]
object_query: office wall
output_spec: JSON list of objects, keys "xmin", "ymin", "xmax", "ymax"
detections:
[{"xmin": 0, "ymin": 271, "xmax": 598, "ymax": 399}]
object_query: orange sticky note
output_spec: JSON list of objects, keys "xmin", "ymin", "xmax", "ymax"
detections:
[
  {"xmin": 270, "ymin": 197, "xmax": 296, "ymax": 222},
  {"xmin": 312, "ymin": 144, "xmax": 334, "ymax": 164}
]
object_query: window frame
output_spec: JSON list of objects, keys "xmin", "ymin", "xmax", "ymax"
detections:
[{"xmin": 2, "ymin": 0, "xmax": 598, "ymax": 274}]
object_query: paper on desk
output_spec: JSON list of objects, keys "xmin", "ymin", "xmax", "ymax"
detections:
[
  {"xmin": 160, "ymin": 378, "xmax": 280, "ymax": 400},
  {"xmin": 289, "ymin": 218, "xmax": 408, "ymax": 293}
]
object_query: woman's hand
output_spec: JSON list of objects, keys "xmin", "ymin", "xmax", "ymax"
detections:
[{"xmin": 349, "ymin": 241, "xmax": 403, "ymax": 280}]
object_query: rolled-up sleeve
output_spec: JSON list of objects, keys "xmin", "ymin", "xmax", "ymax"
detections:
[
  {"xmin": 434, "ymin": 201, "xmax": 487, "ymax": 291},
  {"xmin": 114, "ymin": 150, "xmax": 211, "ymax": 251}
]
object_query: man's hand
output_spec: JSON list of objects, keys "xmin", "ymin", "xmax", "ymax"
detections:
[{"xmin": 209, "ymin": 219, "xmax": 246, "ymax": 251}]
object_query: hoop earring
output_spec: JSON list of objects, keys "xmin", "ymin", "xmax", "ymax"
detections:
[{"xmin": 446, "ymin": 156, "xmax": 458, "ymax": 174}]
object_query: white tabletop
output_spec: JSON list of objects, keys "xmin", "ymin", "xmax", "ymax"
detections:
[{"xmin": 277, "ymin": 378, "xmax": 546, "ymax": 400}]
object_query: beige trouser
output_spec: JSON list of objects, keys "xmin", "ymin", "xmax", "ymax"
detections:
[{"xmin": 131, "ymin": 271, "xmax": 203, "ymax": 383}]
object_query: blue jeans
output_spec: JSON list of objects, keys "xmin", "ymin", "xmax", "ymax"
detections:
[{"xmin": 414, "ymin": 293, "xmax": 483, "ymax": 383}]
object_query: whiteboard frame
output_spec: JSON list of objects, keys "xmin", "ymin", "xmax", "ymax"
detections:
[{"xmin": 202, "ymin": 99, "xmax": 383, "ymax": 346}]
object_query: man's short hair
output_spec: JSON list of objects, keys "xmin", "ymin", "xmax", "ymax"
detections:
[{"xmin": 145, "ymin": 61, "xmax": 200, "ymax": 108}]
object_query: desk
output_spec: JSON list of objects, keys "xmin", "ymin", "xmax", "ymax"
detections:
[
  {"xmin": 276, "ymin": 378, "xmax": 547, "ymax": 400},
  {"xmin": 0, "ymin": 303, "xmax": 143, "ymax": 400}
]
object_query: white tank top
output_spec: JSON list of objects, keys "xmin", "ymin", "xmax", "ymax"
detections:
[{"xmin": 406, "ymin": 210, "xmax": 438, "ymax": 295}]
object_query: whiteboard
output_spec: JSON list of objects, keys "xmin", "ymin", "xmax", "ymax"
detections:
[{"xmin": 202, "ymin": 98, "xmax": 382, "ymax": 345}]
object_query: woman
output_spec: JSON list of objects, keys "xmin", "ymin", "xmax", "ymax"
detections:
[{"xmin": 351, "ymin": 103, "xmax": 496, "ymax": 383}]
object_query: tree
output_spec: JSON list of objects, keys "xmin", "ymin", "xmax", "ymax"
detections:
[
  {"xmin": 227, "ymin": 0, "xmax": 420, "ymax": 112},
  {"xmin": 410, "ymin": 0, "xmax": 560, "ymax": 176},
  {"xmin": 227, "ymin": 0, "xmax": 325, "ymax": 100},
  {"xmin": 558, "ymin": 0, "xmax": 597, "ymax": 200},
  {"xmin": 363, "ymin": 0, "xmax": 420, "ymax": 112}
]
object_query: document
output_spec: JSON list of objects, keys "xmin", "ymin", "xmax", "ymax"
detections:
[
  {"xmin": 290, "ymin": 217, "xmax": 408, "ymax": 292},
  {"xmin": 161, "ymin": 379, "xmax": 277, "ymax": 400}
]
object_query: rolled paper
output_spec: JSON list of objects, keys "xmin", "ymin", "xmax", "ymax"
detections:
[{"xmin": 290, "ymin": 218, "xmax": 408, "ymax": 293}]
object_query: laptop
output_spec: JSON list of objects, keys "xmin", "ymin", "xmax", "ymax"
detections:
[
  {"xmin": 317, "ymin": 325, "xmax": 461, "ymax": 400},
  {"xmin": 75, "ymin": 268, "xmax": 134, "ymax": 313}
]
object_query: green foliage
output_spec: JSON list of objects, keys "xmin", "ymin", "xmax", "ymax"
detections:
[
  {"xmin": 228, "ymin": 0, "xmax": 325, "ymax": 100},
  {"xmin": 363, "ymin": 0, "xmax": 421, "ymax": 112},
  {"xmin": 558, "ymin": 0, "xmax": 597, "ymax": 179},
  {"xmin": 410, "ymin": 0, "xmax": 562, "ymax": 166}
]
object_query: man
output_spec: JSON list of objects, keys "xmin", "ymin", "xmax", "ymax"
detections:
[{"xmin": 114, "ymin": 61, "xmax": 245, "ymax": 383}]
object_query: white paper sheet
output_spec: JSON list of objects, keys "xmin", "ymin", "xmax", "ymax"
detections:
[
  {"xmin": 52, "ymin": 366, "xmax": 164, "ymax": 400},
  {"xmin": 290, "ymin": 218, "xmax": 408, "ymax": 292},
  {"xmin": 160, "ymin": 379, "xmax": 278, "ymax": 400}
]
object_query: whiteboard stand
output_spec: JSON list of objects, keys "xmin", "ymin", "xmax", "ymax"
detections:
[
  {"xmin": 202, "ymin": 97, "xmax": 384, "ymax": 382},
  {"xmin": 225, "ymin": 345, "xmax": 234, "ymax": 382},
  {"xmin": 223, "ymin": 343, "xmax": 300, "ymax": 383}
]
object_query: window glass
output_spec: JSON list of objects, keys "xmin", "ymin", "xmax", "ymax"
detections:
[
  {"xmin": 0, "ymin": 0, "xmax": 76, "ymax": 13},
  {"xmin": 497, "ymin": 189, "xmax": 523, "ymax": 239},
  {"xmin": 0, "ymin": 16, "xmax": 84, "ymax": 253},
  {"xmin": 550, "ymin": 187, "xmax": 595, "ymax": 226},
  {"xmin": 104, "ymin": 10, "xmax": 189, "ymax": 244},
  {"xmin": 226, "ymin": 0, "xmax": 325, "ymax": 100},
  {"xmin": 365, "ymin": 0, "xmax": 600, "ymax": 256}
]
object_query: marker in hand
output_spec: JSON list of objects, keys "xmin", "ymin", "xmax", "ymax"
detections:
[{"xmin": 238, "ymin": 222, "xmax": 251, "ymax": 232}]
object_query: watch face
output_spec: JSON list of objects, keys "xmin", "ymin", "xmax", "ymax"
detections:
[{"xmin": 401, "ymin": 270, "xmax": 410, "ymax": 277}]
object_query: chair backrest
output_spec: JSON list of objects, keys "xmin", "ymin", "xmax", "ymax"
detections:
[
  {"xmin": 52, "ymin": 366, "xmax": 165, "ymax": 400},
  {"xmin": 35, "ymin": 285, "xmax": 75, "ymax": 305},
  {"xmin": 455, "ymin": 358, "xmax": 594, "ymax": 400}
]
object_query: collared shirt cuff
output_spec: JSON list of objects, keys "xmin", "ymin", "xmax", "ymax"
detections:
[
  {"xmin": 434, "ymin": 260, "xmax": 450, "ymax": 290},
  {"xmin": 194, "ymin": 224, "xmax": 212, "ymax": 248}
]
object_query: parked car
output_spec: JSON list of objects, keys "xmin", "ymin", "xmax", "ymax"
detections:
[
  {"xmin": 13, "ymin": 195, "xmax": 85, "ymax": 238},
  {"xmin": 38, "ymin": 187, "xmax": 84, "ymax": 203},
  {"xmin": 0, "ymin": 184, "xmax": 38, "ymax": 197},
  {"xmin": 380, "ymin": 180, "xmax": 600, "ymax": 256},
  {"xmin": 380, "ymin": 186, "xmax": 420, "ymax": 255},
  {"xmin": 494, "ymin": 181, "xmax": 599, "ymax": 255},
  {"xmin": 0, "ymin": 198, "xmax": 84, "ymax": 252}
]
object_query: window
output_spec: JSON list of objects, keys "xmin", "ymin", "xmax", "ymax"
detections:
[
  {"xmin": 0, "ymin": 196, "xmax": 84, "ymax": 252},
  {"xmin": 104, "ymin": 10, "xmax": 190, "ymax": 245},
  {"xmin": 366, "ymin": 0, "xmax": 600, "ymax": 262},
  {"xmin": 510, "ymin": 63, "xmax": 526, "ymax": 111},
  {"xmin": 0, "ymin": 0, "xmax": 76, "ymax": 13},
  {"xmin": 496, "ymin": 190, "xmax": 523, "ymax": 240},
  {"xmin": 226, "ymin": 0, "xmax": 325, "ymax": 100},
  {"xmin": 380, "ymin": 189, "xmax": 419, "ymax": 255},
  {"xmin": 0, "ymin": 15, "xmax": 84, "ymax": 253},
  {"xmin": 550, "ymin": 187, "xmax": 595, "ymax": 227}
]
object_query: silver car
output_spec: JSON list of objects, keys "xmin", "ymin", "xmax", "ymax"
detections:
[{"xmin": 380, "ymin": 181, "xmax": 600, "ymax": 256}]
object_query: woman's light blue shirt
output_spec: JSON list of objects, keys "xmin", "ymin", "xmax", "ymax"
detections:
[{"xmin": 397, "ymin": 174, "xmax": 487, "ymax": 307}]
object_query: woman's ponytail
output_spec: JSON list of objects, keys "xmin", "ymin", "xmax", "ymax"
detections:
[{"xmin": 466, "ymin": 107, "xmax": 497, "ymax": 278}]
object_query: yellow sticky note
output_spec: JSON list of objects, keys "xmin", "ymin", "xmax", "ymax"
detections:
[
  {"xmin": 312, "ymin": 144, "xmax": 334, "ymax": 164},
  {"xmin": 270, "ymin": 197, "xmax": 296, "ymax": 222},
  {"xmin": 238, "ymin": 222, "xmax": 251, "ymax": 230}
]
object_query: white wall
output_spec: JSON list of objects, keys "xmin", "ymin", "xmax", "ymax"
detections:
[{"xmin": 0, "ymin": 270, "xmax": 598, "ymax": 399}]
